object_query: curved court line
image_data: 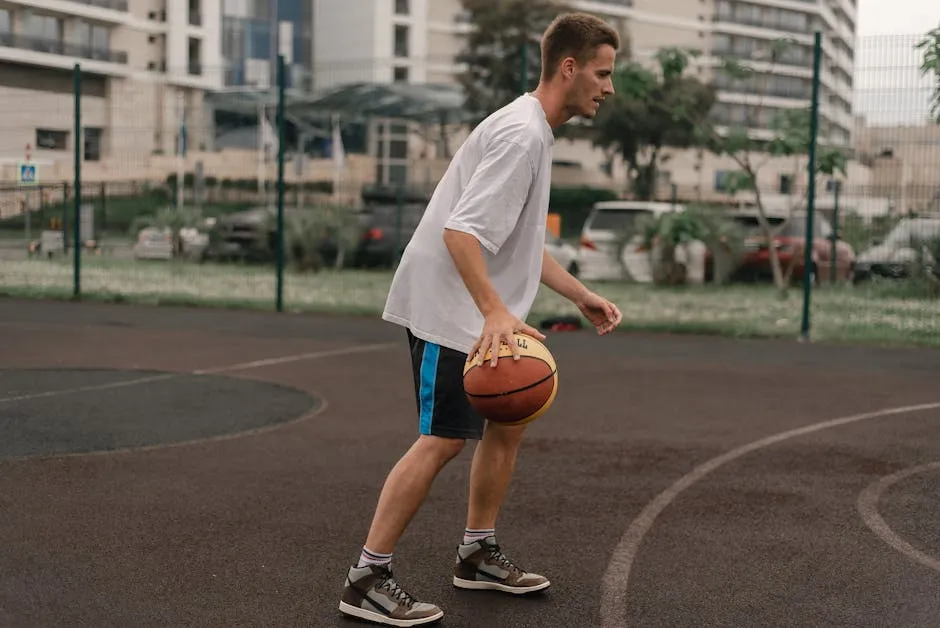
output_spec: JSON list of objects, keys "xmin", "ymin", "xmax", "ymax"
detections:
[
  {"xmin": 599, "ymin": 401, "xmax": 940, "ymax": 628},
  {"xmin": 857, "ymin": 461, "xmax": 940, "ymax": 574},
  {"xmin": 0, "ymin": 342, "xmax": 395, "ymax": 404},
  {"xmin": 0, "ymin": 342, "xmax": 397, "ymax": 461}
]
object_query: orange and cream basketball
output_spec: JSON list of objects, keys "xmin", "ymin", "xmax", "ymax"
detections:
[{"xmin": 462, "ymin": 333, "xmax": 558, "ymax": 426}]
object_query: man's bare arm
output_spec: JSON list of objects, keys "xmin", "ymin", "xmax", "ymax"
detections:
[
  {"xmin": 442, "ymin": 228, "xmax": 505, "ymax": 318},
  {"xmin": 540, "ymin": 248, "xmax": 590, "ymax": 305}
]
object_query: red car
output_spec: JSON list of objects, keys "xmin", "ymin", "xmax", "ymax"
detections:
[{"xmin": 707, "ymin": 209, "xmax": 855, "ymax": 284}]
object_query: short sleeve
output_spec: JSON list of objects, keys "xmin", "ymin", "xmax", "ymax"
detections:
[{"xmin": 444, "ymin": 138, "xmax": 536, "ymax": 255}]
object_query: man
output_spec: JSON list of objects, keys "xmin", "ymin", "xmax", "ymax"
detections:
[{"xmin": 339, "ymin": 12, "xmax": 622, "ymax": 627}]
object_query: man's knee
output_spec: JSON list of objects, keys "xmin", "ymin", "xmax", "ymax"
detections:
[
  {"xmin": 417, "ymin": 434, "xmax": 466, "ymax": 462},
  {"xmin": 483, "ymin": 420, "xmax": 528, "ymax": 446}
]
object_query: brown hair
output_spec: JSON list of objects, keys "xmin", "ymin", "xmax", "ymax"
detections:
[{"xmin": 540, "ymin": 12, "xmax": 620, "ymax": 80}]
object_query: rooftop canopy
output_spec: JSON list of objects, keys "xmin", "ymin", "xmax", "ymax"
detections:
[{"xmin": 207, "ymin": 81, "xmax": 473, "ymax": 127}]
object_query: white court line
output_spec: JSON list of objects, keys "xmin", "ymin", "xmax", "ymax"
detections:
[
  {"xmin": 193, "ymin": 343, "xmax": 396, "ymax": 374},
  {"xmin": 857, "ymin": 460, "xmax": 940, "ymax": 574},
  {"xmin": 0, "ymin": 374, "xmax": 177, "ymax": 404},
  {"xmin": 599, "ymin": 401, "xmax": 940, "ymax": 628},
  {"xmin": 0, "ymin": 342, "xmax": 396, "ymax": 405}
]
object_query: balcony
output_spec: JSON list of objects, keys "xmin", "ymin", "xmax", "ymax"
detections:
[
  {"xmin": 72, "ymin": 0, "xmax": 128, "ymax": 10},
  {"xmin": 713, "ymin": 14, "xmax": 812, "ymax": 36},
  {"xmin": 0, "ymin": 32, "xmax": 127, "ymax": 64}
]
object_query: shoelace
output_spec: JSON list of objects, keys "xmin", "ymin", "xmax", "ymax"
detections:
[
  {"xmin": 486, "ymin": 544, "xmax": 524, "ymax": 575},
  {"xmin": 379, "ymin": 572, "xmax": 417, "ymax": 609}
]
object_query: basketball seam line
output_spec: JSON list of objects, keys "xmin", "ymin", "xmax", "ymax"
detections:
[{"xmin": 464, "ymin": 370, "xmax": 557, "ymax": 399}]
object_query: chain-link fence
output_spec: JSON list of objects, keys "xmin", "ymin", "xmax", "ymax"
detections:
[
  {"xmin": 1, "ymin": 30, "xmax": 939, "ymax": 348},
  {"xmin": 0, "ymin": 60, "xmax": 439, "ymax": 312},
  {"xmin": 809, "ymin": 32, "xmax": 940, "ymax": 345}
]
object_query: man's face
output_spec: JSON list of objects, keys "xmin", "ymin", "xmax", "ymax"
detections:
[{"xmin": 564, "ymin": 44, "xmax": 616, "ymax": 119}]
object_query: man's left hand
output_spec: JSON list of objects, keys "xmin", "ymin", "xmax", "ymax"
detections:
[{"xmin": 576, "ymin": 292, "xmax": 622, "ymax": 336}]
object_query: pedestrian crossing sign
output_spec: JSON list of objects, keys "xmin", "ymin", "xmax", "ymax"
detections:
[{"xmin": 17, "ymin": 161, "xmax": 38, "ymax": 186}]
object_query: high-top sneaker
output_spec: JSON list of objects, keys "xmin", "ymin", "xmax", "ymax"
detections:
[
  {"xmin": 339, "ymin": 564, "xmax": 443, "ymax": 626},
  {"xmin": 453, "ymin": 536, "xmax": 551, "ymax": 594}
]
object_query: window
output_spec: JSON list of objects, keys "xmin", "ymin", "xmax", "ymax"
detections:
[
  {"xmin": 394, "ymin": 25, "xmax": 409, "ymax": 58},
  {"xmin": 73, "ymin": 20, "xmax": 91, "ymax": 47},
  {"xmin": 393, "ymin": 66, "xmax": 408, "ymax": 82},
  {"xmin": 0, "ymin": 9, "xmax": 10, "ymax": 34},
  {"xmin": 395, "ymin": 0, "xmax": 409, "ymax": 15},
  {"xmin": 25, "ymin": 11, "xmax": 63, "ymax": 41},
  {"xmin": 84, "ymin": 127, "xmax": 102, "ymax": 162},
  {"xmin": 91, "ymin": 25, "xmax": 110, "ymax": 53},
  {"xmin": 779, "ymin": 175, "xmax": 793, "ymax": 194},
  {"xmin": 588, "ymin": 209, "xmax": 652, "ymax": 231},
  {"xmin": 36, "ymin": 129, "xmax": 68, "ymax": 151}
]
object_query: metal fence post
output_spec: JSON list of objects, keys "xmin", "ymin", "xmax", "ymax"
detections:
[
  {"xmin": 829, "ymin": 180, "xmax": 841, "ymax": 284},
  {"xmin": 73, "ymin": 63, "xmax": 82, "ymax": 299},
  {"xmin": 800, "ymin": 32, "xmax": 823, "ymax": 342},
  {"xmin": 275, "ymin": 54, "xmax": 286, "ymax": 313}
]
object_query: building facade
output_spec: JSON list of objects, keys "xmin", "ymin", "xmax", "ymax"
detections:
[
  {"xmin": 0, "ymin": 0, "xmax": 222, "ymax": 179},
  {"xmin": 311, "ymin": 0, "xmax": 859, "ymax": 197},
  {"xmin": 220, "ymin": 0, "xmax": 313, "ymax": 91}
]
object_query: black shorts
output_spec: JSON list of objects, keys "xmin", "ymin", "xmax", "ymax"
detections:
[{"xmin": 407, "ymin": 329, "xmax": 484, "ymax": 440}]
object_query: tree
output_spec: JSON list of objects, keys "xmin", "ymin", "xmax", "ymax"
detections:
[
  {"xmin": 916, "ymin": 25, "xmax": 940, "ymax": 123},
  {"xmin": 456, "ymin": 0, "xmax": 567, "ymax": 124},
  {"xmin": 688, "ymin": 41, "xmax": 847, "ymax": 296},
  {"xmin": 592, "ymin": 48, "xmax": 717, "ymax": 200}
]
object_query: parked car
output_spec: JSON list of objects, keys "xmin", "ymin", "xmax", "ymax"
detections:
[
  {"xmin": 713, "ymin": 208, "xmax": 855, "ymax": 284},
  {"xmin": 350, "ymin": 201, "xmax": 426, "ymax": 268},
  {"xmin": 545, "ymin": 231, "xmax": 580, "ymax": 276},
  {"xmin": 853, "ymin": 217, "xmax": 940, "ymax": 282},
  {"xmin": 577, "ymin": 200, "xmax": 685, "ymax": 282},
  {"xmin": 133, "ymin": 226, "xmax": 208, "ymax": 262},
  {"xmin": 204, "ymin": 206, "xmax": 342, "ymax": 266}
]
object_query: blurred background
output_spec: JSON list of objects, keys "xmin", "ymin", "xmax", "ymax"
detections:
[{"xmin": 1, "ymin": 0, "xmax": 939, "ymax": 345}]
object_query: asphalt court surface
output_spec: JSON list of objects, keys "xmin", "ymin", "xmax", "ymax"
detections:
[{"xmin": 0, "ymin": 297, "xmax": 939, "ymax": 627}]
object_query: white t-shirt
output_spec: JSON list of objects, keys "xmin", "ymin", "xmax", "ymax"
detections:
[{"xmin": 382, "ymin": 93, "xmax": 555, "ymax": 354}]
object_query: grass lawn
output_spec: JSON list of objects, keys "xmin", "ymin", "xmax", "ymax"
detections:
[{"xmin": 2, "ymin": 256, "xmax": 939, "ymax": 349}]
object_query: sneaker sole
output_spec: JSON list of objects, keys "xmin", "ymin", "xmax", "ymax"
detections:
[
  {"xmin": 452, "ymin": 576, "xmax": 551, "ymax": 594},
  {"xmin": 338, "ymin": 601, "xmax": 444, "ymax": 627}
]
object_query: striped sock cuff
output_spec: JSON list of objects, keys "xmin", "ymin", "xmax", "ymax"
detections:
[
  {"xmin": 463, "ymin": 528, "xmax": 496, "ymax": 544},
  {"xmin": 358, "ymin": 547, "xmax": 393, "ymax": 567}
]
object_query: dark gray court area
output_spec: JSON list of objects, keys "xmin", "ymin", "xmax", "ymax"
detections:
[{"xmin": 0, "ymin": 368, "xmax": 319, "ymax": 458}]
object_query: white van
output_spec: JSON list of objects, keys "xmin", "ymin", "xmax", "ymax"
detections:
[{"xmin": 578, "ymin": 200, "xmax": 684, "ymax": 282}]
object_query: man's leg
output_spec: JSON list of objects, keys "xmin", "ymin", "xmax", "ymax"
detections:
[
  {"xmin": 465, "ymin": 420, "xmax": 526, "ymax": 532},
  {"xmin": 453, "ymin": 420, "xmax": 551, "ymax": 594},
  {"xmin": 363, "ymin": 435, "xmax": 465, "ymax": 555},
  {"xmin": 340, "ymin": 331, "xmax": 481, "ymax": 626}
]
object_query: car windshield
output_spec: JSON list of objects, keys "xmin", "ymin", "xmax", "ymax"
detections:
[
  {"xmin": 884, "ymin": 219, "xmax": 940, "ymax": 246},
  {"xmin": 731, "ymin": 215, "xmax": 786, "ymax": 234},
  {"xmin": 589, "ymin": 209, "xmax": 653, "ymax": 232},
  {"xmin": 730, "ymin": 213, "xmax": 833, "ymax": 238},
  {"xmin": 778, "ymin": 215, "xmax": 832, "ymax": 238}
]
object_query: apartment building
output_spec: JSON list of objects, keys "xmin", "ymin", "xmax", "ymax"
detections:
[
  {"xmin": 0, "ymin": 0, "xmax": 222, "ymax": 181},
  {"xmin": 311, "ymin": 0, "xmax": 859, "ymax": 198},
  {"xmin": 220, "ymin": 0, "xmax": 313, "ymax": 91}
]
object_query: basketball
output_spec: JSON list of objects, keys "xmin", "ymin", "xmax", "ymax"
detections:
[{"xmin": 462, "ymin": 333, "xmax": 558, "ymax": 426}]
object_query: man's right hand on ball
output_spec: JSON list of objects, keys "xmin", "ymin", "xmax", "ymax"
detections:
[{"xmin": 469, "ymin": 306, "xmax": 545, "ymax": 368}]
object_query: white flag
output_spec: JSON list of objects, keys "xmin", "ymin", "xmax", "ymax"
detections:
[
  {"xmin": 262, "ymin": 114, "xmax": 279, "ymax": 162},
  {"xmin": 332, "ymin": 117, "xmax": 345, "ymax": 171}
]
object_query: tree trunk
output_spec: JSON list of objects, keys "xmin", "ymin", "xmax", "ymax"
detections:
[
  {"xmin": 650, "ymin": 239, "xmax": 687, "ymax": 286},
  {"xmin": 752, "ymin": 187, "xmax": 788, "ymax": 297},
  {"xmin": 633, "ymin": 153, "xmax": 659, "ymax": 201}
]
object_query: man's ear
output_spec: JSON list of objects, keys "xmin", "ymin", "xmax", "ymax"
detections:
[{"xmin": 561, "ymin": 57, "xmax": 577, "ymax": 79}]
